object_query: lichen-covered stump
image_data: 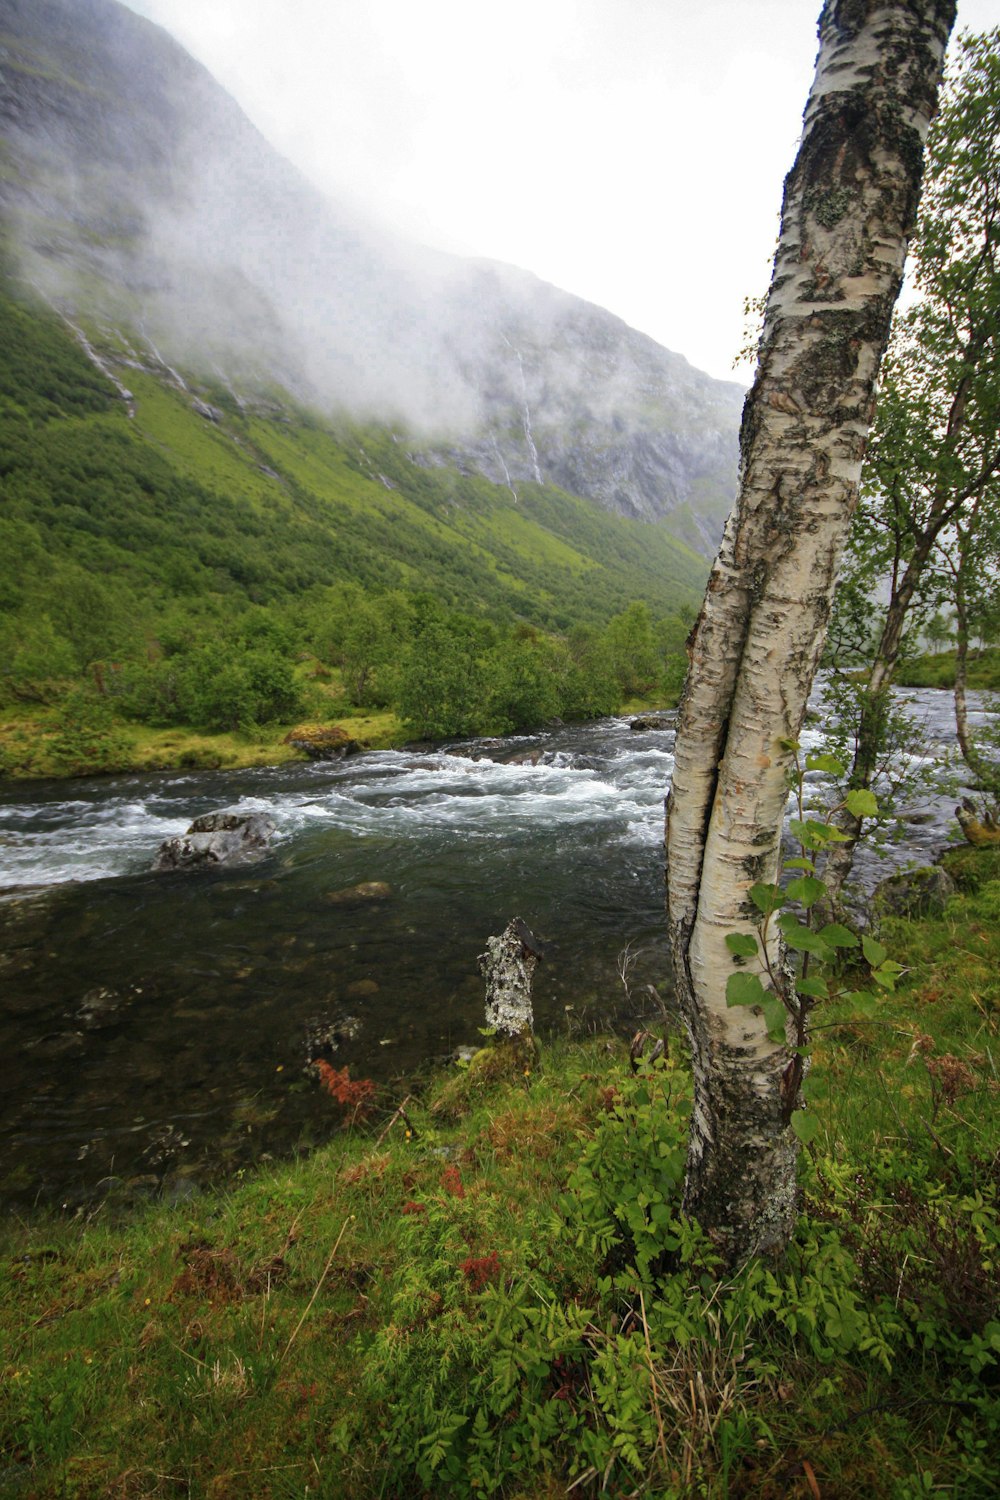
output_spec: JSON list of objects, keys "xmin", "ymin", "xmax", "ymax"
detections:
[
  {"xmin": 478, "ymin": 918, "xmax": 544, "ymax": 1063},
  {"xmin": 956, "ymin": 799, "xmax": 1000, "ymax": 847}
]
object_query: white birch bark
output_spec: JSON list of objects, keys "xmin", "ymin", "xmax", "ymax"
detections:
[{"xmin": 665, "ymin": 0, "xmax": 955, "ymax": 1262}]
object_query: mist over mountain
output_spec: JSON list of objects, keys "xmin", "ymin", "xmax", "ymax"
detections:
[{"xmin": 0, "ymin": 0, "xmax": 743, "ymax": 552}]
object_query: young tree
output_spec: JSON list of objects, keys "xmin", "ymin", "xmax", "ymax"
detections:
[
  {"xmin": 664, "ymin": 0, "xmax": 955, "ymax": 1262},
  {"xmin": 944, "ymin": 493, "xmax": 1000, "ymax": 795},
  {"xmin": 819, "ymin": 26, "xmax": 1000, "ymax": 903}
]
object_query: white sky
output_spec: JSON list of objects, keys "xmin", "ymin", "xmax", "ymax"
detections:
[{"xmin": 122, "ymin": 0, "xmax": 997, "ymax": 384}]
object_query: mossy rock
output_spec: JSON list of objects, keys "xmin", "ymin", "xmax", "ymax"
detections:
[
  {"xmin": 284, "ymin": 723, "xmax": 359, "ymax": 760},
  {"xmin": 940, "ymin": 844, "xmax": 1000, "ymax": 892},
  {"xmin": 431, "ymin": 1033, "xmax": 538, "ymax": 1121},
  {"xmin": 872, "ymin": 866, "xmax": 957, "ymax": 920}
]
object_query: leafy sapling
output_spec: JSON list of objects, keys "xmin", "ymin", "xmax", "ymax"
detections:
[{"xmin": 725, "ymin": 744, "xmax": 905, "ymax": 1140}]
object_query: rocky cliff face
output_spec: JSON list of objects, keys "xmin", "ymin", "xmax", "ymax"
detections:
[{"xmin": 0, "ymin": 0, "xmax": 742, "ymax": 554}]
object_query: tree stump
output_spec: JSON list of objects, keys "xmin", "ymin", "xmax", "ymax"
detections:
[
  {"xmin": 956, "ymin": 799, "xmax": 1000, "ymax": 847},
  {"xmin": 478, "ymin": 918, "xmax": 544, "ymax": 1061}
]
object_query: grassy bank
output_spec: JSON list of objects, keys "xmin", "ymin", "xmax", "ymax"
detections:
[
  {"xmin": 2, "ymin": 849, "xmax": 998, "ymax": 1498},
  {"xmin": 895, "ymin": 648, "xmax": 1000, "ymax": 692},
  {"xmin": 0, "ymin": 702, "xmax": 407, "ymax": 781},
  {"xmin": 0, "ymin": 691, "xmax": 678, "ymax": 783}
]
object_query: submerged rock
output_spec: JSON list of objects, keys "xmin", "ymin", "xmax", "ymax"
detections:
[
  {"xmin": 325, "ymin": 881, "xmax": 392, "ymax": 904},
  {"xmin": 76, "ymin": 986, "xmax": 131, "ymax": 1030},
  {"xmin": 153, "ymin": 811, "xmax": 277, "ymax": 871},
  {"xmin": 303, "ymin": 1012, "xmax": 364, "ymax": 1064}
]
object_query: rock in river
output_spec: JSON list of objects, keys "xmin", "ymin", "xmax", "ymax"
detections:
[
  {"xmin": 153, "ymin": 811, "xmax": 277, "ymax": 871},
  {"xmin": 629, "ymin": 714, "xmax": 674, "ymax": 732},
  {"xmin": 284, "ymin": 724, "xmax": 359, "ymax": 760}
]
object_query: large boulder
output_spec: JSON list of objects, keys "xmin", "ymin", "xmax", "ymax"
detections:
[
  {"xmin": 284, "ymin": 724, "xmax": 359, "ymax": 761},
  {"xmin": 153, "ymin": 811, "xmax": 277, "ymax": 871}
]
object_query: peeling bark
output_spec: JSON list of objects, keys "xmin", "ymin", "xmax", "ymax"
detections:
[{"xmin": 665, "ymin": 0, "xmax": 954, "ymax": 1263}]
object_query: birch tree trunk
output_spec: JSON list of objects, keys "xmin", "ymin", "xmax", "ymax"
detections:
[{"xmin": 665, "ymin": 0, "xmax": 954, "ymax": 1263}]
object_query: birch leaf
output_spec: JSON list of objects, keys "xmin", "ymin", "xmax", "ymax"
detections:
[
  {"xmin": 726, "ymin": 972, "xmax": 767, "ymax": 1008},
  {"xmin": 786, "ymin": 875, "xmax": 825, "ymax": 908},
  {"xmin": 806, "ymin": 752, "xmax": 845, "ymax": 776},
  {"xmin": 749, "ymin": 882, "xmax": 784, "ymax": 916},
  {"xmin": 818, "ymin": 922, "xmax": 860, "ymax": 948},
  {"xmin": 846, "ymin": 788, "xmax": 879, "ymax": 818},
  {"xmin": 862, "ymin": 935, "xmax": 888, "ymax": 967},
  {"xmin": 792, "ymin": 1111, "xmax": 821, "ymax": 1143}
]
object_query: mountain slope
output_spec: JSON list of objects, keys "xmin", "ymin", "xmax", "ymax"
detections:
[
  {"xmin": 0, "ymin": 278, "xmax": 707, "ymax": 654},
  {"xmin": 0, "ymin": 0, "xmax": 743, "ymax": 552}
]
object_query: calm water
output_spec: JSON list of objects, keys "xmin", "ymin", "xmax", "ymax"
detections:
[{"xmin": 0, "ymin": 690, "xmax": 988, "ymax": 1211}]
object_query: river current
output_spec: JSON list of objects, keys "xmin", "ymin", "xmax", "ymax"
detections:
[{"xmin": 0, "ymin": 689, "xmax": 990, "ymax": 1211}]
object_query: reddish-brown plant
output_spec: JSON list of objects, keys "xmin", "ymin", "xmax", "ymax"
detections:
[
  {"xmin": 459, "ymin": 1251, "xmax": 501, "ymax": 1291},
  {"xmin": 315, "ymin": 1061, "xmax": 376, "ymax": 1117}
]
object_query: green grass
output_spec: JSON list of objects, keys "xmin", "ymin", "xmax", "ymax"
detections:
[
  {"xmin": 896, "ymin": 648, "xmax": 1000, "ymax": 691},
  {"xmin": 2, "ymin": 852, "xmax": 999, "ymax": 1497}
]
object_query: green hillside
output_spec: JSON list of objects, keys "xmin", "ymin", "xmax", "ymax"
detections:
[{"xmin": 0, "ymin": 277, "xmax": 706, "ymax": 772}]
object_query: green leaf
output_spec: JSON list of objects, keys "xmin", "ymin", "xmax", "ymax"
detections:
[
  {"xmin": 806, "ymin": 752, "xmax": 845, "ymax": 776},
  {"xmin": 789, "ymin": 817, "xmax": 852, "ymax": 847},
  {"xmin": 818, "ymin": 922, "xmax": 860, "ymax": 948},
  {"xmin": 797, "ymin": 975, "xmax": 829, "ymax": 999},
  {"xmin": 726, "ymin": 972, "xmax": 767, "ymax": 1008},
  {"xmin": 778, "ymin": 737, "xmax": 800, "ymax": 753},
  {"xmin": 777, "ymin": 914, "xmax": 831, "ymax": 955},
  {"xmin": 749, "ymin": 882, "xmax": 784, "ymax": 916},
  {"xmin": 847, "ymin": 990, "xmax": 878, "ymax": 1016},
  {"xmin": 784, "ymin": 857, "xmax": 815, "ymax": 872},
  {"xmin": 862, "ymin": 935, "xmax": 888, "ymax": 967},
  {"xmin": 762, "ymin": 996, "xmax": 789, "ymax": 1042},
  {"xmin": 725, "ymin": 932, "xmax": 759, "ymax": 958},
  {"xmin": 791, "ymin": 1111, "xmax": 821, "ymax": 1143},
  {"xmin": 846, "ymin": 788, "xmax": 879, "ymax": 819},
  {"xmin": 786, "ymin": 875, "xmax": 825, "ymax": 908}
]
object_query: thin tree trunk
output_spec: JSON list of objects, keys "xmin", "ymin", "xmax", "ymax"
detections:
[
  {"xmin": 665, "ymin": 0, "xmax": 954, "ymax": 1263},
  {"xmin": 953, "ymin": 553, "xmax": 1000, "ymax": 797},
  {"xmin": 822, "ymin": 489, "xmax": 970, "ymax": 905}
]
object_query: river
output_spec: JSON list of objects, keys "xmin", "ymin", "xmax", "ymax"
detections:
[{"xmin": 0, "ymin": 688, "xmax": 990, "ymax": 1212}]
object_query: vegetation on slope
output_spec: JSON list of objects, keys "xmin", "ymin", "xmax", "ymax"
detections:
[
  {"xmin": 0, "ymin": 278, "xmax": 704, "ymax": 775},
  {"xmin": 1, "ymin": 847, "xmax": 998, "ymax": 1497}
]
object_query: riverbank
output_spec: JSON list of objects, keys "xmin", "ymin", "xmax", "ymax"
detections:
[
  {"xmin": 0, "ymin": 703, "xmax": 408, "ymax": 781},
  {"xmin": 3, "ymin": 845, "xmax": 998, "ymax": 1498},
  {"xmin": 0, "ymin": 691, "xmax": 680, "ymax": 783},
  {"xmin": 895, "ymin": 646, "xmax": 1000, "ymax": 692}
]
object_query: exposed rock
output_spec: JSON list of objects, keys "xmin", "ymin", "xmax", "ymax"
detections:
[
  {"xmin": 284, "ymin": 724, "xmax": 359, "ymax": 761},
  {"xmin": 630, "ymin": 714, "xmax": 674, "ymax": 731},
  {"xmin": 325, "ymin": 881, "xmax": 392, "ymax": 905},
  {"xmin": 191, "ymin": 398, "xmax": 222, "ymax": 422},
  {"xmin": 872, "ymin": 866, "xmax": 957, "ymax": 920},
  {"xmin": 153, "ymin": 811, "xmax": 277, "ymax": 871}
]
